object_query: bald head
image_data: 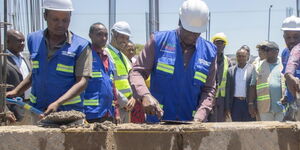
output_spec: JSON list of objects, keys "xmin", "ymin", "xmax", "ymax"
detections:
[{"xmin": 7, "ymin": 29, "xmax": 25, "ymax": 56}]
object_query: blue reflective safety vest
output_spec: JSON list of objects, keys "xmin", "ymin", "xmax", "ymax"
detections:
[
  {"xmin": 83, "ymin": 50, "xmax": 115, "ymax": 120},
  {"xmin": 147, "ymin": 30, "xmax": 217, "ymax": 122},
  {"xmin": 281, "ymin": 48, "xmax": 300, "ymax": 102},
  {"xmin": 27, "ymin": 30, "xmax": 89, "ymax": 112}
]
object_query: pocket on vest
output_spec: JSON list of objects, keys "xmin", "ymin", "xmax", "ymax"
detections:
[{"xmin": 56, "ymin": 55, "xmax": 75, "ymax": 76}]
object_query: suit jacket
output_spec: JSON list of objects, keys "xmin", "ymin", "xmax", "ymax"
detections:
[
  {"xmin": 6, "ymin": 53, "xmax": 31, "ymax": 121},
  {"xmin": 225, "ymin": 63, "xmax": 255, "ymax": 111}
]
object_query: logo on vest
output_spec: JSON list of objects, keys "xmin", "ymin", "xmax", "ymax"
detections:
[
  {"xmin": 198, "ymin": 58, "xmax": 210, "ymax": 66},
  {"xmin": 160, "ymin": 43, "xmax": 176, "ymax": 53},
  {"xmin": 62, "ymin": 51, "xmax": 76, "ymax": 57}
]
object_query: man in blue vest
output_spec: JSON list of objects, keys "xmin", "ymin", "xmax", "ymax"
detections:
[
  {"xmin": 281, "ymin": 16, "xmax": 300, "ymax": 105},
  {"xmin": 129, "ymin": 0, "xmax": 217, "ymax": 122},
  {"xmin": 84, "ymin": 22, "xmax": 120, "ymax": 123},
  {"xmin": 6, "ymin": 0, "xmax": 92, "ymax": 121}
]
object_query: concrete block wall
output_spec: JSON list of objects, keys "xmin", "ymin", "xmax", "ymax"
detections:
[{"xmin": 0, "ymin": 121, "xmax": 299, "ymax": 150}]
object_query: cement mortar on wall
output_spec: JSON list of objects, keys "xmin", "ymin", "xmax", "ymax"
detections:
[{"xmin": 0, "ymin": 121, "xmax": 299, "ymax": 150}]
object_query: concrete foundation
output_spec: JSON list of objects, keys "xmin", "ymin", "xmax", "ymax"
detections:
[{"xmin": 0, "ymin": 121, "xmax": 299, "ymax": 150}]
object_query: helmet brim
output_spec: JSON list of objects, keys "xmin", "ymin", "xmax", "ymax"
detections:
[{"xmin": 43, "ymin": 7, "xmax": 74, "ymax": 11}]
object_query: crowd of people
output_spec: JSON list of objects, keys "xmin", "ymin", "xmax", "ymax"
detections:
[{"xmin": 3, "ymin": 0, "xmax": 300, "ymax": 124}]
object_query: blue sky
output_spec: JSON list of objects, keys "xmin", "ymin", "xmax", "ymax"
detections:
[
  {"xmin": 70, "ymin": 0, "xmax": 297, "ymax": 56},
  {"xmin": 1, "ymin": 0, "xmax": 297, "ymax": 56}
]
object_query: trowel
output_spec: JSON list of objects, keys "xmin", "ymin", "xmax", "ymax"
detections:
[
  {"xmin": 6, "ymin": 97, "xmax": 43, "ymax": 115},
  {"xmin": 161, "ymin": 120, "xmax": 194, "ymax": 124}
]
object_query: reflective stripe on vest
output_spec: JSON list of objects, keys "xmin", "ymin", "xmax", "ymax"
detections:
[
  {"xmin": 216, "ymin": 55, "xmax": 229, "ymax": 97},
  {"xmin": 56, "ymin": 63, "xmax": 74, "ymax": 73},
  {"xmin": 32, "ymin": 61, "xmax": 39, "ymax": 69},
  {"xmin": 156, "ymin": 62, "xmax": 174, "ymax": 74},
  {"xmin": 194, "ymin": 71, "xmax": 207, "ymax": 83},
  {"xmin": 30, "ymin": 93, "xmax": 37, "ymax": 103},
  {"xmin": 256, "ymin": 60, "xmax": 272, "ymax": 102},
  {"xmin": 106, "ymin": 46, "xmax": 132, "ymax": 98},
  {"xmin": 83, "ymin": 99, "xmax": 99, "ymax": 106},
  {"xmin": 92, "ymin": 72, "xmax": 102, "ymax": 78},
  {"xmin": 257, "ymin": 94, "xmax": 271, "ymax": 101},
  {"xmin": 62, "ymin": 96, "xmax": 81, "ymax": 105}
]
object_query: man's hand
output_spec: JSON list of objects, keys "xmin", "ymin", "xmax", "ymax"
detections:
[
  {"xmin": 41, "ymin": 101, "xmax": 59, "ymax": 118},
  {"xmin": 285, "ymin": 74, "xmax": 300, "ymax": 97},
  {"xmin": 225, "ymin": 109, "xmax": 231, "ymax": 119},
  {"xmin": 248, "ymin": 103, "xmax": 257, "ymax": 118},
  {"xmin": 125, "ymin": 97, "xmax": 136, "ymax": 111},
  {"xmin": 114, "ymin": 116, "xmax": 121, "ymax": 125},
  {"xmin": 142, "ymin": 94, "xmax": 163, "ymax": 119},
  {"xmin": 280, "ymin": 96, "xmax": 288, "ymax": 105},
  {"xmin": 6, "ymin": 90, "xmax": 18, "ymax": 98},
  {"xmin": 6, "ymin": 111, "xmax": 16, "ymax": 124}
]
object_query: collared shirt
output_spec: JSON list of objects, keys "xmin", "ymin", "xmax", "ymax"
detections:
[
  {"xmin": 128, "ymin": 29, "xmax": 217, "ymax": 120},
  {"xmin": 44, "ymin": 29, "xmax": 92, "ymax": 77},
  {"xmin": 234, "ymin": 64, "xmax": 248, "ymax": 97},
  {"xmin": 7, "ymin": 50, "xmax": 31, "ymax": 99}
]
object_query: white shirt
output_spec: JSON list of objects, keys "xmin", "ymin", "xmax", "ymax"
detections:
[
  {"xmin": 234, "ymin": 64, "xmax": 248, "ymax": 97},
  {"xmin": 7, "ymin": 50, "xmax": 31, "ymax": 99}
]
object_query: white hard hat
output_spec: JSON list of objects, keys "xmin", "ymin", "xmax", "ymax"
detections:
[
  {"xmin": 111, "ymin": 21, "xmax": 132, "ymax": 37},
  {"xmin": 179, "ymin": 0, "xmax": 209, "ymax": 33},
  {"xmin": 281, "ymin": 16, "xmax": 300, "ymax": 31},
  {"xmin": 43, "ymin": 0, "xmax": 74, "ymax": 11}
]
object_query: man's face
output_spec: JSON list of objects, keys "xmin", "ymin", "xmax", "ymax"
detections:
[
  {"xmin": 44, "ymin": 10, "xmax": 71, "ymax": 36},
  {"xmin": 213, "ymin": 40, "xmax": 225, "ymax": 54},
  {"xmin": 236, "ymin": 49, "xmax": 248, "ymax": 66},
  {"xmin": 112, "ymin": 31, "xmax": 129, "ymax": 50},
  {"xmin": 283, "ymin": 31, "xmax": 300, "ymax": 50},
  {"xmin": 89, "ymin": 24, "xmax": 108, "ymax": 48},
  {"xmin": 265, "ymin": 48, "xmax": 279, "ymax": 63},
  {"xmin": 7, "ymin": 31, "xmax": 25, "ymax": 54},
  {"xmin": 258, "ymin": 47, "xmax": 267, "ymax": 60},
  {"xmin": 123, "ymin": 43, "xmax": 136, "ymax": 59},
  {"xmin": 179, "ymin": 27, "xmax": 200, "ymax": 46}
]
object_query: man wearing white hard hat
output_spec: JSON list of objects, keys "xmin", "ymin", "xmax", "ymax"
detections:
[
  {"xmin": 208, "ymin": 32, "xmax": 231, "ymax": 122},
  {"xmin": 129, "ymin": 0, "xmax": 217, "ymax": 122},
  {"xmin": 106, "ymin": 21, "xmax": 136, "ymax": 123},
  {"xmin": 280, "ymin": 16, "xmax": 300, "ymax": 109},
  {"xmin": 6, "ymin": 0, "xmax": 92, "ymax": 121}
]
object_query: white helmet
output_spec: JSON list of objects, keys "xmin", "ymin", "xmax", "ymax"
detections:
[
  {"xmin": 43, "ymin": 0, "xmax": 74, "ymax": 11},
  {"xmin": 111, "ymin": 21, "xmax": 132, "ymax": 37},
  {"xmin": 179, "ymin": 0, "xmax": 209, "ymax": 33},
  {"xmin": 281, "ymin": 16, "xmax": 300, "ymax": 31}
]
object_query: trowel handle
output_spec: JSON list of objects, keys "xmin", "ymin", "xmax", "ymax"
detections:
[{"xmin": 6, "ymin": 97, "xmax": 43, "ymax": 115}]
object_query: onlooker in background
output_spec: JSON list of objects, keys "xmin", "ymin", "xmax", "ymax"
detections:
[
  {"xmin": 84, "ymin": 22, "xmax": 120, "ymax": 123},
  {"xmin": 6, "ymin": 0, "xmax": 92, "ymax": 123},
  {"xmin": 122, "ymin": 40, "xmax": 145, "ymax": 123},
  {"xmin": 225, "ymin": 48, "xmax": 256, "ymax": 121},
  {"xmin": 5, "ymin": 29, "xmax": 31, "ymax": 122},
  {"xmin": 124, "ymin": 40, "xmax": 137, "ymax": 63},
  {"xmin": 129, "ymin": 0, "xmax": 217, "ymax": 123},
  {"xmin": 250, "ymin": 41, "xmax": 285, "ymax": 121},
  {"xmin": 240, "ymin": 45, "xmax": 251, "ymax": 62},
  {"xmin": 281, "ymin": 16, "xmax": 300, "ymax": 105},
  {"xmin": 106, "ymin": 21, "xmax": 136, "ymax": 123},
  {"xmin": 208, "ymin": 32, "xmax": 231, "ymax": 122}
]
